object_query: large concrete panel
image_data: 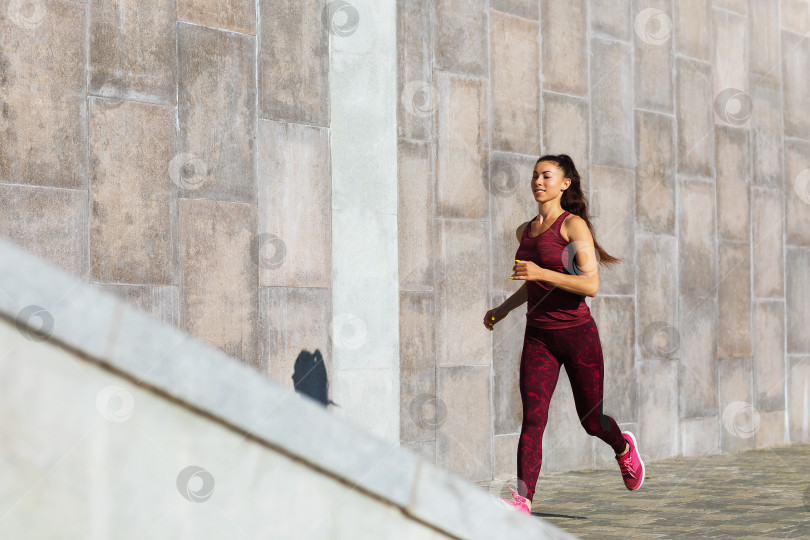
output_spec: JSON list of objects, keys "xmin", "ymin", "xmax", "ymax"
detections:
[
  {"xmin": 89, "ymin": 0, "xmax": 176, "ymax": 105},
  {"xmin": 541, "ymin": 93, "xmax": 589, "ymax": 194},
  {"xmin": 780, "ymin": 0, "xmax": 810, "ymax": 38},
  {"xmin": 590, "ymin": 0, "xmax": 630, "ymax": 40},
  {"xmin": 258, "ymin": 286, "xmax": 332, "ymax": 394},
  {"xmin": 718, "ymin": 356, "xmax": 755, "ymax": 453},
  {"xmin": 786, "ymin": 247, "xmax": 810, "ymax": 354},
  {"xmin": 711, "ymin": 7, "xmax": 748, "ymax": 120},
  {"xmin": 678, "ymin": 178, "xmax": 716, "ymax": 297},
  {"xmin": 399, "ymin": 291, "xmax": 436, "ymax": 373},
  {"xmin": 330, "ymin": 53, "xmax": 398, "ymax": 215},
  {"xmin": 540, "ymin": 0, "xmax": 587, "ymax": 95},
  {"xmin": 179, "ymin": 198, "xmax": 258, "ymax": 364},
  {"xmin": 397, "ymin": 0, "xmax": 432, "ymax": 141},
  {"xmin": 633, "ymin": 0, "xmax": 673, "ymax": 113},
  {"xmin": 635, "ymin": 110, "xmax": 676, "ymax": 234},
  {"xmin": 436, "ymin": 219, "xmax": 490, "ymax": 367},
  {"xmin": 257, "ymin": 119, "xmax": 331, "ymax": 288},
  {"xmin": 0, "ymin": 185, "xmax": 88, "ymax": 279},
  {"xmin": 0, "ymin": 0, "xmax": 86, "ymax": 188},
  {"xmin": 679, "ymin": 294, "xmax": 718, "ymax": 418},
  {"xmin": 177, "ymin": 0, "xmax": 256, "ymax": 35},
  {"xmin": 681, "ymin": 416, "xmax": 720, "ymax": 457},
  {"xmin": 490, "ymin": 151, "xmax": 541, "ymax": 297},
  {"xmin": 399, "ymin": 290, "xmax": 436, "ymax": 443},
  {"xmin": 590, "ymin": 295, "xmax": 636, "ymax": 424},
  {"xmin": 589, "ymin": 165, "xmax": 635, "ymax": 295},
  {"xmin": 787, "ymin": 355, "xmax": 810, "ymax": 443},
  {"xmin": 401, "ymin": 367, "xmax": 437, "ymax": 444},
  {"xmin": 785, "ymin": 139, "xmax": 810, "ymax": 247},
  {"xmin": 177, "ymin": 23, "xmax": 257, "ymax": 203},
  {"xmin": 717, "ymin": 240, "xmax": 752, "ymax": 358},
  {"xmin": 753, "ymin": 300, "xmax": 786, "ymax": 412},
  {"xmin": 674, "ymin": 0, "xmax": 711, "ymax": 61},
  {"xmin": 676, "ymin": 57, "xmax": 714, "ymax": 178},
  {"xmin": 754, "ymin": 410, "xmax": 787, "ymax": 449},
  {"xmin": 715, "ymin": 125, "xmax": 750, "ymax": 242},
  {"xmin": 494, "ymin": 433, "xmax": 520, "ymax": 478},
  {"xmin": 750, "ymin": 74, "xmax": 784, "ymax": 189},
  {"xmin": 638, "ymin": 359, "xmax": 679, "ymax": 460},
  {"xmin": 752, "ymin": 188, "xmax": 784, "ymax": 299},
  {"xmin": 492, "ymin": 292, "xmax": 525, "ymax": 435},
  {"xmin": 489, "ymin": 11, "xmax": 539, "ymax": 155},
  {"xmin": 781, "ymin": 31, "xmax": 810, "ymax": 140},
  {"xmin": 750, "ymin": 0, "xmax": 781, "ymax": 78},
  {"xmin": 432, "ymin": 0, "xmax": 488, "ymax": 77},
  {"xmin": 436, "ymin": 365, "xmax": 492, "ymax": 482},
  {"xmin": 434, "ymin": 72, "xmax": 489, "ymax": 220},
  {"xmin": 636, "ymin": 233, "xmax": 678, "ymax": 361},
  {"xmin": 590, "ymin": 37, "xmax": 634, "ymax": 169},
  {"xmin": 259, "ymin": 0, "xmax": 329, "ymax": 125},
  {"xmin": 398, "ymin": 139, "xmax": 434, "ymax": 291},
  {"xmin": 89, "ymin": 99, "xmax": 174, "ymax": 285}
]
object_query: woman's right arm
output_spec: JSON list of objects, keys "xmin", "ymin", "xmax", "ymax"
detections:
[{"xmin": 497, "ymin": 282, "xmax": 528, "ymax": 315}]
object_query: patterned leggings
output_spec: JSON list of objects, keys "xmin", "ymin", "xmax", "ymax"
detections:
[{"xmin": 517, "ymin": 316, "xmax": 626, "ymax": 501}]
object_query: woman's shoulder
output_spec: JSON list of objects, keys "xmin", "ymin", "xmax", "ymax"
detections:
[{"xmin": 515, "ymin": 218, "xmax": 533, "ymax": 242}]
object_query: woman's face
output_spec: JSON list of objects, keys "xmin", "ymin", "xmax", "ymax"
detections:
[{"xmin": 532, "ymin": 161, "xmax": 570, "ymax": 202}]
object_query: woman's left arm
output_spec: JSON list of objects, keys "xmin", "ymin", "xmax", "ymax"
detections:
[{"xmin": 512, "ymin": 216, "xmax": 600, "ymax": 297}]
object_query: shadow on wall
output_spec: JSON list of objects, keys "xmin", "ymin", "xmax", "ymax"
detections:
[{"xmin": 293, "ymin": 349, "xmax": 337, "ymax": 408}]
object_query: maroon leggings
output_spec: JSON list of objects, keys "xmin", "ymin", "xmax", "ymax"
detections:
[{"xmin": 517, "ymin": 316, "xmax": 626, "ymax": 500}]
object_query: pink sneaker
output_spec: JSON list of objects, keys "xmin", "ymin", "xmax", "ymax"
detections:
[
  {"xmin": 615, "ymin": 431, "xmax": 645, "ymax": 490},
  {"xmin": 499, "ymin": 485, "xmax": 531, "ymax": 515}
]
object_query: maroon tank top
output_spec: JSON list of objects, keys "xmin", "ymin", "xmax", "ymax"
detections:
[{"xmin": 514, "ymin": 210, "xmax": 592, "ymax": 329}]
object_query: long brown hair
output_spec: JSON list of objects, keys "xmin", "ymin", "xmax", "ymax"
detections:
[{"xmin": 536, "ymin": 153, "xmax": 622, "ymax": 267}]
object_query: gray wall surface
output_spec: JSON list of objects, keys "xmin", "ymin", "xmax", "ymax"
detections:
[{"xmin": 1, "ymin": 0, "xmax": 809, "ymax": 488}]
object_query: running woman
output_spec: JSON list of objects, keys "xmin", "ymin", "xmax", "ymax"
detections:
[{"xmin": 484, "ymin": 154, "xmax": 645, "ymax": 515}]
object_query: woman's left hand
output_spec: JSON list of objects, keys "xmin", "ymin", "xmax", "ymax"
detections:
[{"xmin": 511, "ymin": 259, "xmax": 546, "ymax": 282}]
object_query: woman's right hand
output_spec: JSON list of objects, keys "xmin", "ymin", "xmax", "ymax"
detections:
[{"xmin": 484, "ymin": 306, "xmax": 507, "ymax": 331}]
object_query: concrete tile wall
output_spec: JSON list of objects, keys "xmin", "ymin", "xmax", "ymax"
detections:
[
  {"xmin": 0, "ymin": 7, "xmax": 335, "ymax": 404},
  {"xmin": 393, "ymin": 0, "xmax": 809, "ymax": 487}
]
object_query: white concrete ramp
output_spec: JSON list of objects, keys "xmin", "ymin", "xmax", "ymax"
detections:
[{"xmin": 0, "ymin": 239, "xmax": 575, "ymax": 539}]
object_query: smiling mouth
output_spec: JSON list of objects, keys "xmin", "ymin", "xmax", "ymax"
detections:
[{"xmin": 534, "ymin": 189, "xmax": 545, "ymax": 194}]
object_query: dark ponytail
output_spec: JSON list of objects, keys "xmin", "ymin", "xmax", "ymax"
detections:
[{"xmin": 536, "ymin": 154, "xmax": 622, "ymax": 267}]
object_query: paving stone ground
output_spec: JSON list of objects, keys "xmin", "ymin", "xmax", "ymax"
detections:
[{"xmin": 478, "ymin": 443, "xmax": 810, "ymax": 539}]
